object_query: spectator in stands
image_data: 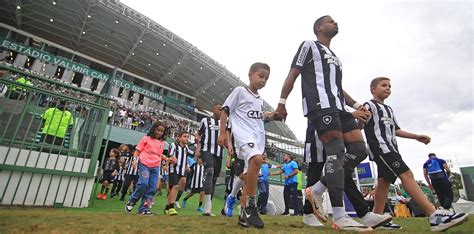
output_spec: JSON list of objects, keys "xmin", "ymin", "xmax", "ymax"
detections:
[
  {"xmin": 271, "ymin": 154, "xmax": 300, "ymax": 216},
  {"xmin": 40, "ymin": 100, "xmax": 74, "ymax": 146},
  {"xmin": 423, "ymin": 153, "xmax": 454, "ymax": 210}
]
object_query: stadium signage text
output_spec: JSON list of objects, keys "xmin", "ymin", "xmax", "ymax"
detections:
[
  {"xmin": 112, "ymin": 79, "xmax": 164, "ymax": 101},
  {"xmin": 0, "ymin": 38, "xmax": 110, "ymax": 81}
]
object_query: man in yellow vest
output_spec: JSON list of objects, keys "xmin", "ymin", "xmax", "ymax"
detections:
[{"xmin": 41, "ymin": 100, "xmax": 74, "ymax": 146}]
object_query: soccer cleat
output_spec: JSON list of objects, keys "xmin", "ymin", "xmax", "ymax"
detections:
[
  {"xmin": 182, "ymin": 200, "xmax": 187, "ymax": 208},
  {"xmin": 174, "ymin": 201, "xmax": 181, "ymax": 209},
  {"xmin": 197, "ymin": 207, "xmax": 204, "ymax": 212},
  {"xmin": 125, "ymin": 201, "xmax": 134, "ymax": 213},
  {"xmin": 359, "ymin": 212, "xmax": 392, "ymax": 229},
  {"xmin": 303, "ymin": 213, "xmax": 324, "ymax": 227},
  {"xmin": 101, "ymin": 194, "xmax": 107, "ymax": 200},
  {"xmin": 430, "ymin": 208, "xmax": 468, "ymax": 232},
  {"xmin": 96, "ymin": 193, "xmax": 103, "ymax": 199},
  {"xmin": 139, "ymin": 210, "xmax": 154, "ymax": 216},
  {"xmin": 332, "ymin": 215, "xmax": 372, "ymax": 232},
  {"xmin": 238, "ymin": 206, "xmax": 264, "ymax": 229},
  {"xmin": 304, "ymin": 187, "xmax": 327, "ymax": 222},
  {"xmin": 378, "ymin": 222, "xmax": 402, "ymax": 230},
  {"xmin": 225, "ymin": 195, "xmax": 237, "ymax": 217},
  {"xmin": 168, "ymin": 208, "xmax": 178, "ymax": 216}
]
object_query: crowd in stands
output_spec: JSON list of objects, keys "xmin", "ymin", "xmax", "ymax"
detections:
[{"xmin": 111, "ymin": 104, "xmax": 200, "ymax": 137}]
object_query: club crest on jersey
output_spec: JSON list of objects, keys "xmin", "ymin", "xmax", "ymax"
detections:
[
  {"xmin": 247, "ymin": 110, "xmax": 263, "ymax": 119},
  {"xmin": 392, "ymin": 161, "xmax": 400, "ymax": 168},
  {"xmin": 209, "ymin": 124, "xmax": 220, "ymax": 130},
  {"xmin": 322, "ymin": 115, "xmax": 332, "ymax": 125}
]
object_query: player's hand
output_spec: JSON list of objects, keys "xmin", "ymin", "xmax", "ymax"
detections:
[
  {"xmin": 186, "ymin": 166, "xmax": 190, "ymax": 173},
  {"xmin": 352, "ymin": 110, "xmax": 371, "ymax": 123},
  {"xmin": 195, "ymin": 149, "xmax": 201, "ymax": 158},
  {"xmin": 217, "ymin": 134, "xmax": 226, "ymax": 147},
  {"xmin": 416, "ymin": 135, "xmax": 431, "ymax": 145},
  {"xmin": 274, "ymin": 104, "xmax": 288, "ymax": 121},
  {"xmin": 227, "ymin": 142, "xmax": 234, "ymax": 156},
  {"xmin": 284, "ymin": 175, "xmax": 289, "ymax": 179},
  {"xmin": 132, "ymin": 160, "xmax": 137, "ymax": 169},
  {"xmin": 112, "ymin": 171, "xmax": 117, "ymax": 177},
  {"xmin": 168, "ymin": 157, "xmax": 177, "ymax": 164}
]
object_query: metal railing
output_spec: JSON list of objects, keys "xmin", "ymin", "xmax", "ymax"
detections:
[{"xmin": 0, "ymin": 64, "xmax": 111, "ymax": 207}]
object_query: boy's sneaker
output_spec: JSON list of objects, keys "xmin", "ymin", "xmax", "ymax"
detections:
[
  {"xmin": 378, "ymin": 222, "xmax": 402, "ymax": 230},
  {"xmin": 125, "ymin": 201, "xmax": 134, "ymax": 213},
  {"xmin": 139, "ymin": 210, "xmax": 154, "ymax": 216},
  {"xmin": 430, "ymin": 208, "xmax": 468, "ymax": 232},
  {"xmin": 174, "ymin": 201, "xmax": 181, "ymax": 209},
  {"xmin": 303, "ymin": 213, "xmax": 324, "ymax": 227},
  {"xmin": 225, "ymin": 195, "xmax": 237, "ymax": 217},
  {"xmin": 96, "ymin": 193, "xmax": 103, "ymax": 199},
  {"xmin": 197, "ymin": 207, "xmax": 204, "ymax": 212},
  {"xmin": 168, "ymin": 208, "xmax": 178, "ymax": 216},
  {"xmin": 238, "ymin": 206, "xmax": 264, "ymax": 229},
  {"xmin": 359, "ymin": 212, "xmax": 392, "ymax": 228},
  {"xmin": 332, "ymin": 215, "xmax": 372, "ymax": 232},
  {"xmin": 101, "ymin": 194, "xmax": 107, "ymax": 200},
  {"xmin": 182, "ymin": 200, "xmax": 187, "ymax": 208}
]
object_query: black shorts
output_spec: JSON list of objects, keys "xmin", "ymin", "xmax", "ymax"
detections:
[
  {"xmin": 233, "ymin": 158, "xmax": 245, "ymax": 177},
  {"xmin": 373, "ymin": 152, "xmax": 410, "ymax": 184},
  {"xmin": 304, "ymin": 121, "xmax": 327, "ymax": 163},
  {"xmin": 190, "ymin": 188, "xmax": 203, "ymax": 194},
  {"xmin": 102, "ymin": 170, "xmax": 115, "ymax": 182},
  {"xmin": 308, "ymin": 109, "xmax": 358, "ymax": 136},
  {"xmin": 168, "ymin": 172, "xmax": 179, "ymax": 189}
]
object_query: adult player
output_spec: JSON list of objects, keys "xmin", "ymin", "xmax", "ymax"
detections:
[{"xmin": 275, "ymin": 15, "xmax": 373, "ymax": 231}]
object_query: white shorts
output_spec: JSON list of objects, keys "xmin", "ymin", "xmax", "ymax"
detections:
[{"xmin": 235, "ymin": 142, "xmax": 264, "ymax": 174}]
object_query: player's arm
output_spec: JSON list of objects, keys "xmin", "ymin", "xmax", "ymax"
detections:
[
  {"xmin": 395, "ymin": 129, "xmax": 431, "ymax": 144},
  {"xmin": 225, "ymin": 128, "xmax": 234, "ymax": 156},
  {"xmin": 217, "ymin": 109, "xmax": 229, "ymax": 148},
  {"xmin": 275, "ymin": 68, "xmax": 300, "ymax": 121},
  {"xmin": 270, "ymin": 170, "xmax": 283, "ymax": 176},
  {"xmin": 194, "ymin": 120, "xmax": 205, "ymax": 158},
  {"xmin": 343, "ymin": 90, "xmax": 363, "ymax": 110}
]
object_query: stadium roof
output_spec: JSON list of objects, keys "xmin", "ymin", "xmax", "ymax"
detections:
[{"xmin": 0, "ymin": 0, "xmax": 298, "ymax": 141}]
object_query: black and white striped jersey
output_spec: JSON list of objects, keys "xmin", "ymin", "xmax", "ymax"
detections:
[
  {"xmin": 198, "ymin": 117, "xmax": 223, "ymax": 157},
  {"xmin": 124, "ymin": 152, "xmax": 139, "ymax": 175},
  {"xmin": 291, "ymin": 40, "xmax": 345, "ymax": 116},
  {"xmin": 304, "ymin": 121, "xmax": 327, "ymax": 163},
  {"xmin": 190, "ymin": 163, "xmax": 204, "ymax": 189},
  {"xmin": 363, "ymin": 100, "xmax": 400, "ymax": 159},
  {"xmin": 114, "ymin": 166, "xmax": 126, "ymax": 181},
  {"xmin": 168, "ymin": 142, "xmax": 193, "ymax": 176}
]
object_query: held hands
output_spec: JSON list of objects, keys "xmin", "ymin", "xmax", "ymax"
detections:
[
  {"xmin": 274, "ymin": 105, "xmax": 288, "ymax": 121},
  {"xmin": 416, "ymin": 134, "xmax": 431, "ymax": 145},
  {"xmin": 168, "ymin": 157, "xmax": 177, "ymax": 165},
  {"xmin": 352, "ymin": 109, "xmax": 371, "ymax": 124}
]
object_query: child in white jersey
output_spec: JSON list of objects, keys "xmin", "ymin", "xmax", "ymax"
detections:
[{"xmin": 218, "ymin": 62, "xmax": 277, "ymax": 229}]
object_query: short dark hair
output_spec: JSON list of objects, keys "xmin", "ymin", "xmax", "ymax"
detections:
[
  {"xmin": 313, "ymin": 15, "xmax": 330, "ymax": 35},
  {"xmin": 176, "ymin": 131, "xmax": 189, "ymax": 138},
  {"xmin": 110, "ymin": 148, "xmax": 120, "ymax": 157},
  {"xmin": 428, "ymin": 153, "xmax": 436, "ymax": 157},
  {"xmin": 249, "ymin": 62, "xmax": 270, "ymax": 76},
  {"xmin": 370, "ymin": 77, "xmax": 390, "ymax": 93}
]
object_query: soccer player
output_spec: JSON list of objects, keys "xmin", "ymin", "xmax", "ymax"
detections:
[
  {"xmin": 275, "ymin": 15, "xmax": 373, "ymax": 231},
  {"xmin": 362, "ymin": 77, "xmax": 468, "ymax": 231},
  {"xmin": 165, "ymin": 131, "xmax": 193, "ymax": 215},
  {"xmin": 218, "ymin": 62, "xmax": 276, "ymax": 228},
  {"xmin": 195, "ymin": 104, "xmax": 224, "ymax": 216},
  {"xmin": 182, "ymin": 158, "xmax": 205, "ymax": 212}
]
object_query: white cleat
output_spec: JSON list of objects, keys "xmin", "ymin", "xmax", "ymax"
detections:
[
  {"xmin": 303, "ymin": 213, "xmax": 324, "ymax": 227},
  {"xmin": 359, "ymin": 212, "xmax": 392, "ymax": 229},
  {"xmin": 332, "ymin": 215, "xmax": 373, "ymax": 232}
]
